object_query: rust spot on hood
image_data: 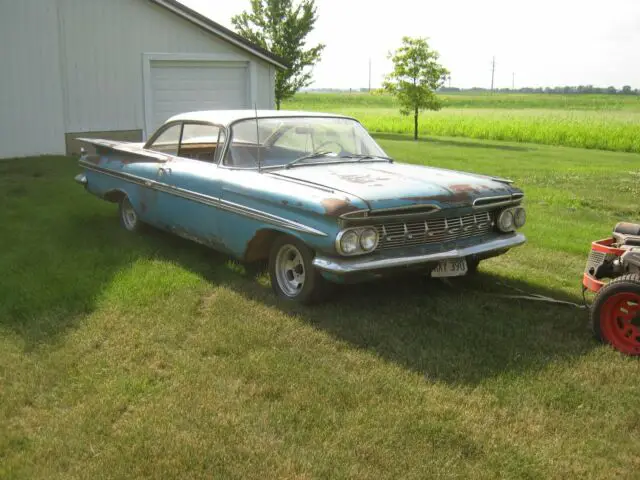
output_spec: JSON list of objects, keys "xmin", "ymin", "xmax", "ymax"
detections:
[
  {"xmin": 402, "ymin": 184, "xmax": 509, "ymax": 205},
  {"xmin": 322, "ymin": 198, "xmax": 361, "ymax": 217}
]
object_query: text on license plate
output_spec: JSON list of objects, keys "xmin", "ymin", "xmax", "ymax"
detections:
[{"xmin": 431, "ymin": 259, "xmax": 468, "ymax": 277}]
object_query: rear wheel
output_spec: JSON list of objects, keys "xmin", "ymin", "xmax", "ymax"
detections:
[
  {"xmin": 591, "ymin": 273, "xmax": 640, "ymax": 356},
  {"xmin": 119, "ymin": 196, "xmax": 142, "ymax": 232},
  {"xmin": 268, "ymin": 235, "xmax": 328, "ymax": 304}
]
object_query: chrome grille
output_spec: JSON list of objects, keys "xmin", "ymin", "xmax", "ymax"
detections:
[
  {"xmin": 585, "ymin": 250, "xmax": 606, "ymax": 274},
  {"xmin": 375, "ymin": 211, "xmax": 495, "ymax": 251}
]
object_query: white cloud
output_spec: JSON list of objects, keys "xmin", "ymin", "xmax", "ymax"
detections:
[{"xmin": 180, "ymin": 0, "xmax": 640, "ymax": 89}]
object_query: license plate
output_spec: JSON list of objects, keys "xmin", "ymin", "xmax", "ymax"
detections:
[{"xmin": 431, "ymin": 259, "xmax": 468, "ymax": 277}]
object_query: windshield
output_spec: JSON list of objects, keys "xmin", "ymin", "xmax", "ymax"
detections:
[{"xmin": 223, "ymin": 117, "xmax": 388, "ymax": 169}]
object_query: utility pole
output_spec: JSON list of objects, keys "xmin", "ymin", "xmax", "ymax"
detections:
[
  {"xmin": 368, "ymin": 58, "xmax": 371, "ymax": 92},
  {"xmin": 490, "ymin": 56, "xmax": 496, "ymax": 93},
  {"xmin": 512, "ymin": 72, "xmax": 515, "ymax": 90}
]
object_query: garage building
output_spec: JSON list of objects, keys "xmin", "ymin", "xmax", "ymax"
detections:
[{"xmin": 0, "ymin": 0, "xmax": 285, "ymax": 159}]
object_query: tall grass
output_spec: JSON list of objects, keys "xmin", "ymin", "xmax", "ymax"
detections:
[
  {"xmin": 283, "ymin": 93, "xmax": 640, "ymax": 153},
  {"xmin": 288, "ymin": 91, "xmax": 640, "ymax": 111}
]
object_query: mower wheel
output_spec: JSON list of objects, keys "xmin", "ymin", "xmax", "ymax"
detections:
[{"xmin": 591, "ymin": 273, "xmax": 640, "ymax": 355}]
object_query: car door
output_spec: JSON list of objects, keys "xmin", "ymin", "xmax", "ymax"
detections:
[{"xmin": 147, "ymin": 122, "xmax": 227, "ymax": 250}]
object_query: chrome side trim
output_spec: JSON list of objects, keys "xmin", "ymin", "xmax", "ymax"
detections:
[
  {"xmin": 79, "ymin": 161, "xmax": 327, "ymax": 237},
  {"xmin": 472, "ymin": 193, "xmax": 524, "ymax": 209},
  {"xmin": 312, "ymin": 233, "xmax": 526, "ymax": 274},
  {"xmin": 472, "ymin": 195, "xmax": 512, "ymax": 206}
]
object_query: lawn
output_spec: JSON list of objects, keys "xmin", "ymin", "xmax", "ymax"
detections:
[
  {"xmin": 2, "ymin": 136, "xmax": 640, "ymax": 479},
  {"xmin": 284, "ymin": 93, "xmax": 640, "ymax": 153}
]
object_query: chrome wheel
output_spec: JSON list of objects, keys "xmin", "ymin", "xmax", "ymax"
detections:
[
  {"xmin": 274, "ymin": 244, "xmax": 306, "ymax": 297},
  {"xmin": 121, "ymin": 198, "xmax": 138, "ymax": 231}
]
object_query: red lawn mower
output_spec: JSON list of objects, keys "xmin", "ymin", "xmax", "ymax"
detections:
[{"xmin": 584, "ymin": 222, "xmax": 640, "ymax": 355}]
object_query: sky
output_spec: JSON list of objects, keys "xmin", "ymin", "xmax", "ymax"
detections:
[{"xmin": 180, "ymin": 0, "xmax": 640, "ymax": 90}]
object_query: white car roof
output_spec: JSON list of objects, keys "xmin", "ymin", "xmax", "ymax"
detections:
[{"xmin": 166, "ymin": 109, "xmax": 354, "ymax": 127}]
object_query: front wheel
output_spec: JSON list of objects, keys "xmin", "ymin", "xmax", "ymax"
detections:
[
  {"xmin": 268, "ymin": 235, "xmax": 328, "ymax": 304},
  {"xmin": 591, "ymin": 273, "xmax": 640, "ymax": 355}
]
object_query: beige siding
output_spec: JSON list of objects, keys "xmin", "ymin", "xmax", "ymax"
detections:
[
  {"xmin": 0, "ymin": 0, "xmax": 66, "ymax": 158},
  {"xmin": 57, "ymin": 0, "xmax": 275, "ymax": 134}
]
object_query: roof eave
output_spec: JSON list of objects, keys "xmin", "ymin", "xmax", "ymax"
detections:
[{"xmin": 148, "ymin": 0, "xmax": 288, "ymax": 69}]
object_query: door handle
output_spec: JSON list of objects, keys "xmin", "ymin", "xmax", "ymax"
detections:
[{"xmin": 159, "ymin": 166, "xmax": 172, "ymax": 176}]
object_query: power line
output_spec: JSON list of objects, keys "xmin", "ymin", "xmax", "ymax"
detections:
[{"xmin": 490, "ymin": 56, "xmax": 496, "ymax": 93}]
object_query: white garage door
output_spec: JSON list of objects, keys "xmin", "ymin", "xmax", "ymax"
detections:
[{"xmin": 148, "ymin": 61, "xmax": 249, "ymax": 132}]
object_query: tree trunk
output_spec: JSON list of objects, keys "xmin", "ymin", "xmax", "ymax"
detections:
[
  {"xmin": 414, "ymin": 107, "xmax": 418, "ymax": 140},
  {"xmin": 276, "ymin": 97, "xmax": 281, "ymax": 110}
]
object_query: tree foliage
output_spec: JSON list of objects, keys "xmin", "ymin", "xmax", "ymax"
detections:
[
  {"xmin": 383, "ymin": 37, "xmax": 449, "ymax": 139},
  {"xmin": 232, "ymin": 0, "xmax": 325, "ymax": 109}
]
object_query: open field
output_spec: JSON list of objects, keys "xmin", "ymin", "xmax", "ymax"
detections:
[
  {"xmin": 284, "ymin": 92, "xmax": 640, "ymax": 153},
  {"xmin": 288, "ymin": 92, "xmax": 640, "ymax": 111},
  {"xmin": 2, "ymin": 137, "xmax": 640, "ymax": 478}
]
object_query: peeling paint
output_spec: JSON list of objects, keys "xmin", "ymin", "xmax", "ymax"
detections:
[
  {"xmin": 170, "ymin": 226, "xmax": 223, "ymax": 249},
  {"xmin": 321, "ymin": 197, "xmax": 360, "ymax": 217},
  {"xmin": 334, "ymin": 173, "xmax": 391, "ymax": 185}
]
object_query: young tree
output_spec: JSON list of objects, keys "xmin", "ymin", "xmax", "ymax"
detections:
[
  {"xmin": 231, "ymin": 0, "xmax": 325, "ymax": 110},
  {"xmin": 383, "ymin": 37, "xmax": 449, "ymax": 140}
]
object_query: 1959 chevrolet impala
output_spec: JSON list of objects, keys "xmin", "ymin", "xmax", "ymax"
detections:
[{"xmin": 75, "ymin": 110, "xmax": 526, "ymax": 303}]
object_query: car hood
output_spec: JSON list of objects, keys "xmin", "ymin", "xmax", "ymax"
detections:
[{"xmin": 269, "ymin": 162, "xmax": 517, "ymax": 210}]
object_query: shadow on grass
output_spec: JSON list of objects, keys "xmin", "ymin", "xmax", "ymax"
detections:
[
  {"xmin": 373, "ymin": 132, "xmax": 535, "ymax": 152},
  {"xmin": 142, "ymin": 229, "xmax": 592, "ymax": 386},
  {"xmin": 0, "ymin": 157, "xmax": 150, "ymax": 348},
  {"xmin": 1, "ymin": 157, "xmax": 591, "ymax": 382}
]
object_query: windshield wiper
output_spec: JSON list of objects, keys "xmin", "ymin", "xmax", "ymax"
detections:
[
  {"xmin": 284, "ymin": 150, "xmax": 334, "ymax": 169},
  {"xmin": 339, "ymin": 154, "xmax": 394, "ymax": 162}
]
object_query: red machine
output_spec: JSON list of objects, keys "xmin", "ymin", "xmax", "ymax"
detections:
[{"xmin": 583, "ymin": 223, "xmax": 640, "ymax": 355}]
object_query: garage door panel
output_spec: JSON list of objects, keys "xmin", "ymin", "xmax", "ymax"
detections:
[{"xmin": 148, "ymin": 62, "xmax": 249, "ymax": 131}]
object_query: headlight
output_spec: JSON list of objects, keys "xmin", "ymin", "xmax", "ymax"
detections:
[
  {"xmin": 513, "ymin": 207, "xmax": 526, "ymax": 228},
  {"xmin": 340, "ymin": 230, "xmax": 359, "ymax": 254},
  {"xmin": 497, "ymin": 209, "xmax": 515, "ymax": 232},
  {"xmin": 360, "ymin": 228, "xmax": 378, "ymax": 251},
  {"xmin": 336, "ymin": 227, "xmax": 379, "ymax": 255}
]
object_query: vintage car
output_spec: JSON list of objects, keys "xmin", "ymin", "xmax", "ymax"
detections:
[{"xmin": 75, "ymin": 110, "xmax": 527, "ymax": 303}]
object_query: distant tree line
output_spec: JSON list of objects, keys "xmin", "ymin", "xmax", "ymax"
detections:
[
  {"xmin": 303, "ymin": 85, "xmax": 639, "ymax": 95},
  {"xmin": 438, "ymin": 85, "xmax": 638, "ymax": 95}
]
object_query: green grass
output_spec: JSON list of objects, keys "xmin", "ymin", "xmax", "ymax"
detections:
[
  {"xmin": 284, "ymin": 93, "xmax": 640, "ymax": 153},
  {"xmin": 2, "ymin": 142, "xmax": 640, "ymax": 479}
]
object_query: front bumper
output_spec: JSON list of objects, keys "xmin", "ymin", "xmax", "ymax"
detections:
[{"xmin": 312, "ymin": 233, "xmax": 526, "ymax": 274}]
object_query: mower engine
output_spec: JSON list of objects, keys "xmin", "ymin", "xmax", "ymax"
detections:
[{"xmin": 583, "ymin": 222, "xmax": 640, "ymax": 355}]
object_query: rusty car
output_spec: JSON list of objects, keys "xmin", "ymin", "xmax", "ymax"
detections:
[{"xmin": 75, "ymin": 110, "xmax": 527, "ymax": 303}]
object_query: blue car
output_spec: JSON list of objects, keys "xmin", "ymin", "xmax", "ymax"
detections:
[{"xmin": 75, "ymin": 110, "xmax": 526, "ymax": 303}]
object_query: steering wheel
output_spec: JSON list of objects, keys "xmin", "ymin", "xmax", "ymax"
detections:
[{"xmin": 315, "ymin": 140, "xmax": 344, "ymax": 155}]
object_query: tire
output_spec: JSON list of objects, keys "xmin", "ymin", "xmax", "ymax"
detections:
[
  {"xmin": 268, "ymin": 235, "xmax": 328, "ymax": 304},
  {"xmin": 119, "ymin": 196, "xmax": 142, "ymax": 232},
  {"xmin": 591, "ymin": 273, "xmax": 640, "ymax": 356}
]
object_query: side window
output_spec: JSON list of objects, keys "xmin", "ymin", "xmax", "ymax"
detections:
[
  {"xmin": 179, "ymin": 123, "xmax": 221, "ymax": 162},
  {"xmin": 148, "ymin": 124, "xmax": 182, "ymax": 155}
]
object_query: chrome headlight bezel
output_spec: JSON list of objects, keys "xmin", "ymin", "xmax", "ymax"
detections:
[
  {"xmin": 497, "ymin": 206, "xmax": 526, "ymax": 232},
  {"xmin": 336, "ymin": 227, "xmax": 380, "ymax": 256},
  {"xmin": 513, "ymin": 207, "xmax": 526, "ymax": 228},
  {"xmin": 340, "ymin": 230, "xmax": 359, "ymax": 255}
]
